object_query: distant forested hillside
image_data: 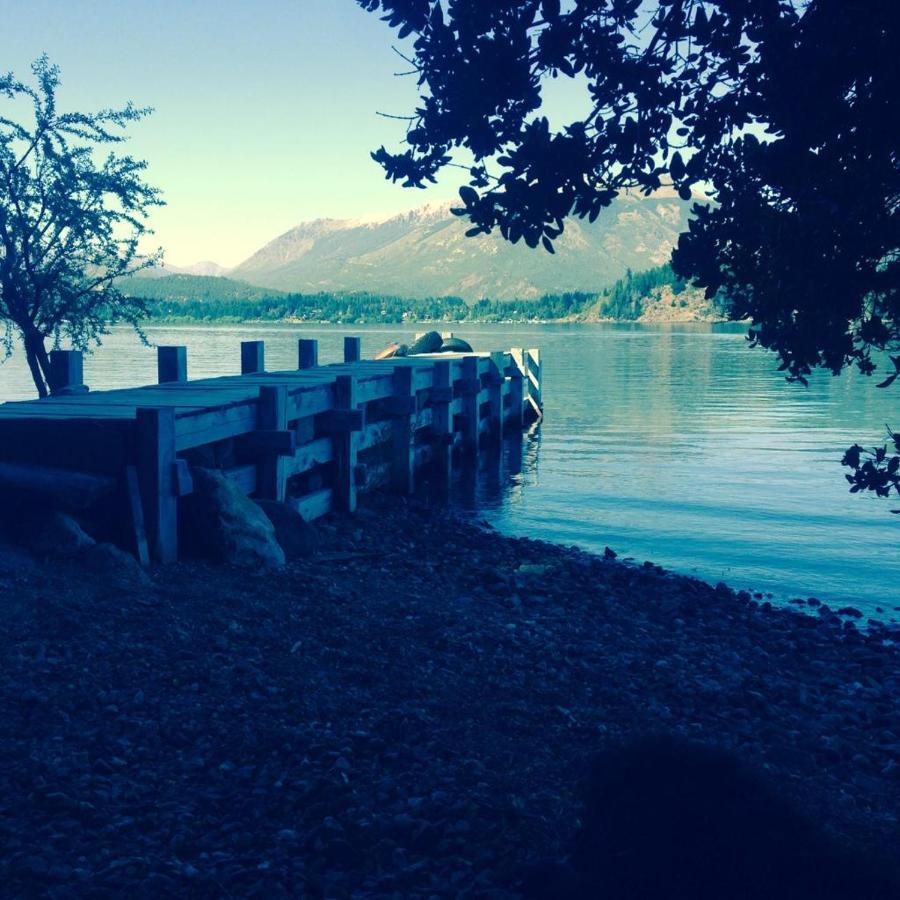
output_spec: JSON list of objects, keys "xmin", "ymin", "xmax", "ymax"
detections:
[
  {"xmin": 122, "ymin": 274, "xmax": 282, "ymax": 304},
  {"xmin": 121, "ymin": 266, "xmax": 732, "ymax": 325}
]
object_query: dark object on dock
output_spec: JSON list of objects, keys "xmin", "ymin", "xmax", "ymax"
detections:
[
  {"xmin": 0, "ymin": 340, "xmax": 542, "ymax": 564},
  {"xmin": 525, "ymin": 736, "xmax": 900, "ymax": 900},
  {"xmin": 440, "ymin": 336, "xmax": 473, "ymax": 353},
  {"xmin": 408, "ymin": 330, "xmax": 443, "ymax": 355}
]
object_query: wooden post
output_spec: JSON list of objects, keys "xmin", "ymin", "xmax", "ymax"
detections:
[
  {"xmin": 241, "ymin": 340, "xmax": 265, "ymax": 374},
  {"xmin": 391, "ymin": 365, "xmax": 416, "ymax": 493},
  {"xmin": 459, "ymin": 356, "xmax": 480, "ymax": 454},
  {"xmin": 258, "ymin": 385, "xmax": 289, "ymax": 502},
  {"xmin": 333, "ymin": 375, "xmax": 359, "ymax": 512},
  {"xmin": 488, "ymin": 352, "xmax": 505, "ymax": 441},
  {"xmin": 431, "ymin": 360, "xmax": 453, "ymax": 487},
  {"xmin": 298, "ymin": 339, "xmax": 318, "ymax": 369},
  {"xmin": 507, "ymin": 348, "xmax": 525, "ymax": 431},
  {"xmin": 49, "ymin": 350, "xmax": 84, "ymax": 394},
  {"xmin": 526, "ymin": 347, "xmax": 542, "ymax": 419},
  {"xmin": 157, "ymin": 345, "xmax": 187, "ymax": 383},
  {"xmin": 124, "ymin": 465, "xmax": 150, "ymax": 566},
  {"xmin": 343, "ymin": 336, "xmax": 361, "ymax": 363},
  {"xmin": 136, "ymin": 407, "xmax": 178, "ymax": 563}
]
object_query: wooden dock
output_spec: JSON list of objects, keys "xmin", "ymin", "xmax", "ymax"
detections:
[{"xmin": 0, "ymin": 337, "xmax": 542, "ymax": 564}]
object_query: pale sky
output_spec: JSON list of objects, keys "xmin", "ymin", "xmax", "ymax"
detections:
[{"xmin": 5, "ymin": 0, "xmax": 467, "ymax": 268}]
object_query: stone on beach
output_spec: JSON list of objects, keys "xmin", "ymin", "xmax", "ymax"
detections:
[{"xmin": 179, "ymin": 467, "xmax": 285, "ymax": 568}]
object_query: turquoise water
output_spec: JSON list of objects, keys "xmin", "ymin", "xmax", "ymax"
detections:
[{"xmin": 1, "ymin": 322, "xmax": 896, "ymax": 618}]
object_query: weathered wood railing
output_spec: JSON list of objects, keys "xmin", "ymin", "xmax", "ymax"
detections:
[{"xmin": 0, "ymin": 337, "xmax": 542, "ymax": 564}]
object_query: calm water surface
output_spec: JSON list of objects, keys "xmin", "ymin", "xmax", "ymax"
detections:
[{"xmin": 0, "ymin": 322, "xmax": 896, "ymax": 618}]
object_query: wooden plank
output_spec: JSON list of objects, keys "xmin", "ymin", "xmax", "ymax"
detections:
[
  {"xmin": 332, "ymin": 375, "xmax": 359, "ymax": 513},
  {"xmin": 136, "ymin": 407, "xmax": 178, "ymax": 563},
  {"xmin": 124, "ymin": 465, "xmax": 150, "ymax": 566},
  {"xmin": 158, "ymin": 346, "xmax": 187, "ymax": 383},
  {"xmin": 0, "ymin": 418, "xmax": 132, "ymax": 473},
  {"xmin": 174, "ymin": 401, "xmax": 259, "ymax": 450},
  {"xmin": 391, "ymin": 365, "xmax": 416, "ymax": 494},
  {"xmin": 355, "ymin": 374, "xmax": 396, "ymax": 405},
  {"xmin": 286, "ymin": 436, "xmax": 334, "ymax": 476},
  {"xmin": 257, "ymin": 385, "xmax": 288, "ymax": 502},
  {"xmin": 241, "ymin": 340, "xmax": 265, "ymax": 374},
  {"xmin": 289, "ymin": 384, "xmax": 335, "ymax": 420},
  {"xmin": 0, "ymin": 461, "xmax": 116, "ymax": 510},
  {"xmin": 172, "ymin": 459, "xmax": 194, "ymax": 496},
  {"xmin": 358, "ymin": 419, "xmax": 392, "ymax": 452},
  {"xmin": 290, "ymin": 487, "xmax": 332, "ymax": 522}
]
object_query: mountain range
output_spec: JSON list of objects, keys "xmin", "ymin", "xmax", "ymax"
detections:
[{"xmin": 152, "ymin": 192, "xmax": 695, "ymax": 301}]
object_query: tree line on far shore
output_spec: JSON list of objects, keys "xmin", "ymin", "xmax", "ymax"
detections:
[{"xmin": 122, "ymin": 263, "xmax": 721, "ymax": 325}]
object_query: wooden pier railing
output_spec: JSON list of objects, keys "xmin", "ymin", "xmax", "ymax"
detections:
[{"xmin": 0, "ymin": 337, "xmax": 542, "ymax": 564}]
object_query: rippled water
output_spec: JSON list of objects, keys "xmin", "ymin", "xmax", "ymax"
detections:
[{"xmin": 1, "ymin": 322, "xmax": 896, "ymax": 617}]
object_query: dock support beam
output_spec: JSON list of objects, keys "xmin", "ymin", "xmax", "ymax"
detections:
[
  {"xmin": 459, "ymin": 356, "xmax": 480, "ymax": 455},
  {"xmin": 333, "ymin": 375, "xmax": 359, "ymax": 512},
  {"xmin": 157, "ymin": 346, "xmax": 187, "ymax": 383},
  {"xmin": 488, "ymin": 352, "xmax": 506, "ymax": 442},
  {"xmin": 507, "ymin": 349, "xmax": 525, "ymax": 431},
  {"xmin": 258, "ymin": 385, "xmax": 289, "ymax": 502},
  {"xmin": 391, "ymin": 365, "xmax": 416, "ymax": 493},
  {"xmin": 298, "ymin": 339, "xmax": 318, "ymax": 369},
  {"xmin": 431, "ymin": 360, "xmax": 453, "ymax": 487},
  {"xmin": 241, "ymin": 340, "xmax": 265, "ymax": 375},
  {"xmin": 343, "ymin": 336, "xmax": 361, "ymax": 363},
  {"xmin": 136, "ymin": 407, "xmax": 178, "ymax": 564},
  {"xmin": 49, "ymin": 350, "xmax": 86, "ymax": 395}
]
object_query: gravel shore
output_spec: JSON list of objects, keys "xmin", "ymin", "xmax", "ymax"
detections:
[{"xmin": 2, "ymin": 496, "xmax": 898, "ymax": 897}]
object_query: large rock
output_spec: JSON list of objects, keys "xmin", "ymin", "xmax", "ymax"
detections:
[
  {"xmin": 81, "ymin": 542, "xmax": 150, "ymax": 586},
  {"xmin": 180, "ymin": 468, "xmax": 285, "ymax": 568},
  {"xmin": 255, "ymin": 500, "xmax": 319, "ymax": 560},
  {"xmin": 408, "ymin": 330, "xmax": 443, "ymax": 355},
  {"xmin": 20, "ymin": 510, "xmax": 96, "ymax": 557}
]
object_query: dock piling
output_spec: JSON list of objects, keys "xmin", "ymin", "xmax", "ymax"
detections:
[
  {"xmin": 343, "ymin": 336, "xmax": 361, "ymax": 363},
  {"xmin": 333, "ymin": 375, "xmax": 360, "ymax": 512},
  {"xmin": 136, "ymin": 407, "xmax": 178, "ymax": 564},
  {"xmin": 391, "ymin": 365, "xmax": 416, "ymax": 493},
  {"xmin": 241, "ymin": 340, "xmax": 265, "ymax": 375},
  {"xmin": 257, "ymin": 385, "xmax": 289, "ymax": 502},
  {"xmin": 157, "ymin": 346, "xmax": 188, "ymax": 383},
  {"xmin": 49, "ymin": 350, "xmax": 85, "ymax": 395},
  {"xmin": 298, "ymin": 339, "xmax": 318, "ymax": 369}
]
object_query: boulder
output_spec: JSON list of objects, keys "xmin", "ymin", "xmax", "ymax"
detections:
[
  {"xmin": 81, "ymin": 542, "xmax": 150, "ymax": 586},
  {"xmin": 180, "ymin": 468, "xmax": 285, "ymax": 568},
  {"xmin": 255, "ymin": 500, "xmax": 319, "ymax": 560},
  {"xmin": 21, "ymin": 509, "xmax": 95, "ymax": 557},
  {"xmin": 408, "ymin": 331, "xmax": 443, "ymax": 355},
  {"xmin": 440, "ymin": 336, "xmax": 473, "ymax": 353}
]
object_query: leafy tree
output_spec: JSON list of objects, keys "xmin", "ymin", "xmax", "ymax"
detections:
[
  {"xmin": 0, "ymin": 56, "xmax": 162, "ymax": 397},
  {"xmin": 359, "ymin": 0, "xmax": 899, "ymax": 502}
]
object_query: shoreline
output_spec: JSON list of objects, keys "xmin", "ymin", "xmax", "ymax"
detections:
[
  {"xmin": 2, "ymin": 496, "xmax": 897, "ymax": 895},
  {"xmin": 146, "ymin": 314, "xmax": 738, "ymax": 328}
]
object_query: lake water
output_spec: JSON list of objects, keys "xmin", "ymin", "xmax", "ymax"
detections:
[{"xmin": 1, "ymin": 322, "xmax": 897, "ymax": 619}]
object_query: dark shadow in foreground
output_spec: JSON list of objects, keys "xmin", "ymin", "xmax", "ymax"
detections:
[{"xmin": 524, "ymin": 736, "xmax": 900, "ymax": 900}]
